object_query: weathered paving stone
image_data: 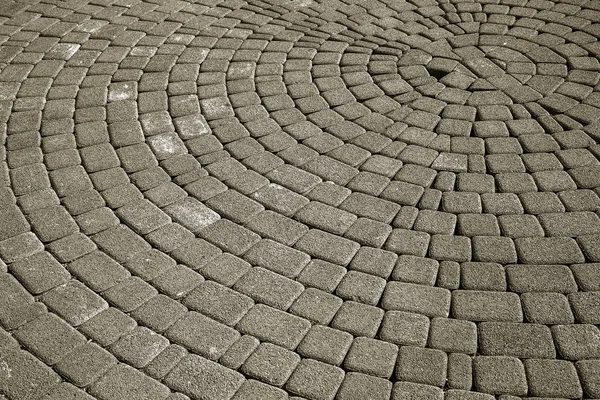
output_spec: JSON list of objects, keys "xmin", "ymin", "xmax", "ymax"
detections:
[
  {"xmin": 524, "ymin": 359, "xmax": 583, "ymax": 399},
  {"xmin": 506, "ymin": 264, "xmax": 578, "ymax": 293},
  {"xmin": 344, "ymin": 337, "xmax": 398, "ymax": 378},
  {"xmin": 382, "ymin": 281, "xmax": 451, "ymax": 318},
  {"xmin": 241, "ymin": 342, "xmax": 300, "ymax": 387},
  {"xmin": 297, "ymin": 325, "xmax": 353, "ymax": 366},
  {"xmin": 577, "ymin": 360, "xmax": 600, "ymax": 398},
  {"xmin": 14, "ymin": 313, "xmax": 87, "ymax": 365},
  {"xmin": 233, "ymin": 267, "xmax": 303, "ymax": 311},
  {"xmin": 473, "ymin": 356, "xmax": 527, "ymax": 396},
  {"xmin": 41, "ymin": 280, "xmax": 108, "ymax": 326},
  {"xmin": 165, "ymin": 311, "xmax": 240, "ymax": 361},
  {"xmin": 521, "ymin": 292, "xmax": 574, "ymax": 324},
  {"xmin": 336, "ymin": 372, "xmax": 392, "ymax": 400},
  {"xmin": 294, "ymin": 229, "xmax": 359, "ymax": 266},
  {"xmin": 515, "ymin": 237, "xmax": 585, "ymax": 264},
  {"xmin": 9, "ymin": 251, "xmax": 70, "ymax": 294},
  {"xmin": 395, "ymin": 346, "xmax": 448, "ymax": 388},
  {"xmin": 452, "ymin": 290, "xmax": 522, "ymax": 322},
  {"xmin": 54, "ymin": 342, "xmax": 117, "ymax": 387},
  {"xmin": 479, "ymin": 322, "xmax": 556, "ymax": 358},
  {"xmin": 552, "ymin": 324, "xmax": 600, "ymax": 360},
  {"xmin": 286, "ymin": 358, "xmax": 345, "ymax": 400},
  {"xmin": 0, "ymin": 349, "xmax": 61, "ymax": 399},
  {"xmin": 90, "ymin": 363, "xmax": 170, "ymax": 400},
  {"xmin": 236, "ymin": 304, "xmax": 311, "ymax": 350},
  {"xmin": 331, "ymin": 301, "xmax": 384, "ymax": 338},
  {"xmin": 231, "ymin": 379, "xmax": 287, "ymax": 400}
]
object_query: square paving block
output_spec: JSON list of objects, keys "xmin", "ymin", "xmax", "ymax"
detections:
[
  {"xmin": 241, "ymin": 342, "xmax": 300, "ymax": 387},
  {"xmin": 165, "ymin": 311, "xmax": 240, "ymax": 361},
  {"xmin": 297, "ymin": 325, "xmax": 353, "ymax": 366},
  {"xmin": 344, "ymin": 337, "xmax": 398, "ymax": 378},
  {"xmin": 331, "ymin": 301, "xmax": 384, "ymax": 338},
  {"xmin": 41, "ymin": 280, "xmax": 108, "ymax": 326},
  {"xmin": 286, "ymin": 359, "xmax": 345, "ymax": 400},
  {"xmin": 395, "ymin": 346, "xmax": 448, "ymax": 387}
]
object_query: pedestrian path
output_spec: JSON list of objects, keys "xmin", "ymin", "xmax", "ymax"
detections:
[{"xmin": 1, "ymin": 0, "xmax": 600, "ymax": 398}]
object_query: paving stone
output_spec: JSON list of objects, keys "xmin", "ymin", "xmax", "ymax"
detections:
[
  {"xmin": 92, "ymin": 225, "xmax": 151, "ymax": 263},
  {"xmin": 14, "ymin": 313, "xmax": 87, "ymax": 365},
  {"xmin": 473, "ymin": 356, "xmax": 527, "ymax": 396},
  {"xmin": 391, "ymin": 382, "xmax": 443, "ymax": 400},
  {"xmin": 28, "ymin": 205, "xmax": 79, "ymax": 243},
  {"xmin": 331, "ymin": 300, "xmax": 384, "ymax": 338},
  {"xmin": 164, "ymin": 197, "xmax": 221, "ymax": 234},
  {"xmin": 569, "ymin": 292, "xmax": 600, "ymax": 324},
  {"xmin": 294, "ymin": 229, "xmax": 359, "ymax": 266},
  {"xmin": 234, "ymin": 266, "xmax": 303, "ymax": 310},
  {"xmin": 521, "ymin": 292, "xmax": 574, "ymax": 324},
  {"xmin": 515, "ymin": 237, "xmax": 585, "ymax": 264},
  {"xmin": 481, "ymin": 193, "xmax": 524, "ymax": 215},
  {"xmin": 444, "ymin": 390, "xmax": 494, "ymax": 400},
  {"xmin": 232, "ymin": 380, "xmax": 287, "ymax": 400},
  {"xmin": 40, "ymin": 382, "xmax": 96, "ymax": 400},
  {"xmin": 103, "ymin": 276, "xmax": 157, "ymax": 313},
  {"xmin": 576, "ymin": 360, "xmax": 600, "ymax": 398},
  {"xmin": 165, "ymin": 311, "xmax": 240, "ymax": 361},
  {"xmin": 130, "ymin": 294, "xmax": 187, "ymax": 333},
  {"xmin": 385, "ymin": 228, "xmax": 431, "ymax": 257},
  {"xmin": 246, "ymin": 210, "xmax": 308, "ymax": 247},
  {"xmin": 336, "ymin": 372, "xmax": 392, "ymax": 400},
  {"xmin": 244, "ymin": 239, "xmax": 310, "ymax": 279},
  {"xmin": 286, "ymin": 358, "xmax": 345, "ymax": 400},
  {"xmin": 392, "ymin": 255, "xmax": 439, "ymax": 286},
  {"xmin": 335, "ymin": 270, "xmax": 386, "ymax": 306},
  {"xmin": 396, "ymin": 346, "xmax": 448, "ymax": 387},
  {"xmin": 78, "ymin": 307, "xmax": 137, "ymax": 347},
  {"xmin": 447, "ymin": 353, "xmax": 473, "ymax": 391},
  {"xmin": 457, "ymin": 214, "xmax": 500, "ymax": 237},
  {"xmin": 54, "ymin": 342, "xmax": 117, "ymax": 387},
  {"xmin": 479, "ymin": 322, "xmax": 556, "ymax": 359},
  {"xmin": 219, "ymin": 335, "xmax": 260, "ymax": 371},
  {"xmin": 428, "ymin": 317, "xmax": 477, "ymax": 354},
  {"xmin": 205, "ymin": 189, "xmax": 265, "ymax": 224},
  {"xmin": 297, "ymin": 325, "xmax": 353, "ymax": 366},
  {"xmin": 0, "ymin": 204, "xmax": 29, "ymax": 241},
  {"xmin": 9, "ymin": 251, "xmax": 70, "ymax": 294},
  {"xmin": 339, "ymin": 192, "xmax": 401, "ymax": 224},
  {"xmin": 461, "ymin": 262, "xmax": 506, "ymax": 291},
  {"xmin": 241, "ymin": 342, "xmax": 300, "ymax": 387},
  {"xmin": 429, "ymin": 234, "xmax": 472, "ymax": 262},
  {"xmin": 296, "ymin": 259, "xmax": 347, "ymax": 293},
  {"xmin": 124, "ymin": 248, "xmax": 175, "ymax": 282},
  {"xmin": 344, "ymin": 337, "xmax": 398, "ymax": 378},
  {"xmin": 184, "ymin": 280, "xmax": 251, "ymax": 326},
  {"xmin": 452, "ymin": 290, "xmax": 522, "ymax": 322},
  {"xmin": 288, "ymin": 287, "xmax": 343, "ymax": 325},
  {"xmin": 506, "ymin": 264, "xmax": 577, "ymax": 293},
  {"xmin": 237, "ymin": 304, "xmax": 310, "ymax": 350},
  {"xmin": 571, "ymin": 263, "xmax": 600, "ymax": 291},
  {"xmin": 382, "ymin": 281, "xmax": 450, "ymax": 318},
  {"xmin": 90, "ymin": 363, "xmax": 170, "ymax": 400},
  {"xmin": 41, "ymin": 279, "xmax": 107, "ymax": 326},
  {"xmin": 171, "ymin": 238, "xmax": 222, "ymax": 272},
  {"xmin": 524, "ymin": 359, "xmax": 583, "ymax": 399},
  {"xmin": 0, "ymin": 349, "xmax": 61, "ymax": 400}
]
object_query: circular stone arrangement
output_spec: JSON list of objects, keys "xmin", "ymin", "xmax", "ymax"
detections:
[{"xmin": 1, "ymin": 0, "xmax": 600, "ymax": 399}]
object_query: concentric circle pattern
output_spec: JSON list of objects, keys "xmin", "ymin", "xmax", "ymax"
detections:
[{"xmin": 1, "ymin": 0, "xmax": 600, "ymax": 398}]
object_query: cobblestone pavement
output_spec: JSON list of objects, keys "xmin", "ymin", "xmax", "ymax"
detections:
[{"xmin": 1, "ymin": 0, "xmax": 600, "ymax": 399}]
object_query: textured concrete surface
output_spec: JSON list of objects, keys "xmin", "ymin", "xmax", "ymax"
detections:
[{"xmin": 0, "ymin": 0, "xmax": 600, "ymax": 399}]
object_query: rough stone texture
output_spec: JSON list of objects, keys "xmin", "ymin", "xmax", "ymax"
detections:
[{"xmin": 2, "ymin": 1, "xmax": 600, "ymax": 398}]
